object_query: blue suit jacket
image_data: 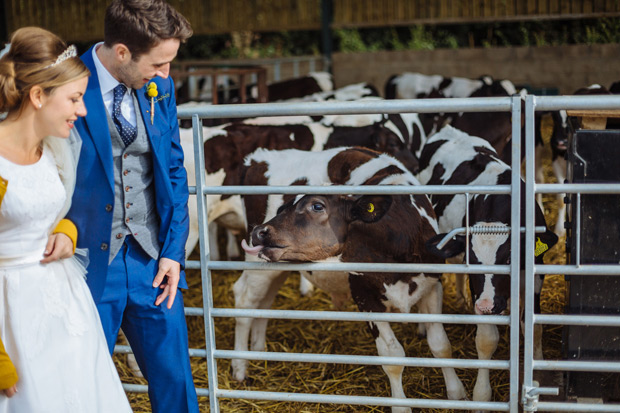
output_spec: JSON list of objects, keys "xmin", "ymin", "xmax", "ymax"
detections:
[{"xmin": 68, "ymin": 46, "xmax": 190, "ymax": 303}]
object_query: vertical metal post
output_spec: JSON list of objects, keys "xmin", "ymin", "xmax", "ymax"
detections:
[
  {"xmin": 509, "ymin": 95, "xmax": 522, "ymax": 412},
  {"xmin": 522, "ymin": 95, "xmax": 537, "ymax": 410},
  {"xmin": 321, "ymin": 0, "xmax": 333, "ymax": 73},
  {"xmin": 192, "ymin": 115, "xmax": 219, "ymax": 412},
  {"xmin": 274, "ymin": 62, "xmax": 281, "ymax": 81}
]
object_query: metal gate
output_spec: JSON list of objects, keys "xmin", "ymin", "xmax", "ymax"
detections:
[{"xmin": 153, "ymin": 94, "xmax": 620, "ymax": 412}]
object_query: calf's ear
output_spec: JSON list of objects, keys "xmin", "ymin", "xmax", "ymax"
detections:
[
  {"xmin": 425, "ymin": 233, "xmax": 465, "ymax": 259},
  {"xmin": 351, "ymin": 195, "xmax": 392, "ymax": 223},
  {"xmin": 534, "ymin": 228, "xmax": 559, "ymax": 261}
]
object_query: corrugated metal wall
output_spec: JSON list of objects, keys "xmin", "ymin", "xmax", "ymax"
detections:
[{"xmin": 4, "ymin": 0, "xmax": 620, "ymax": 42}]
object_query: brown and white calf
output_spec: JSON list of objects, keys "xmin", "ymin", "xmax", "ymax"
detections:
[
  {"xmin": 180, "ymin": 107, "xmax": 435, "ymax": 261},
  {"xmin": 417, "ymin": 125, "xmax": 558, "ymax": 406},
  {"xmin": 237, "ymin": 147, "xmax": 467, "ymax": 412}
]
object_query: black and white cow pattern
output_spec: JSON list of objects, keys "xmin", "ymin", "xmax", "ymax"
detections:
[{"xmin": 417, "ymin": 125, "xmax": 558, "ymax": 406}]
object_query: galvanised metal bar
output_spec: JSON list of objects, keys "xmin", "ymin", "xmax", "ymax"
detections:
[
  {"xmin": 205, "ymin": 260, "xmax": 511, "ymax": 274},
  {"xmin": 215, "ymin": 350, "xmax": 509, "ymax": 370},
  {"xmin": 537, "ymin": 183, "xmax": 620, "ymax": 194},
  {"xmin": 536, "ymin": 264, "xmax": 620, "ymax": 275},
  {"xmin": 535, "ymin": 314, "xmax": 620, "ymax": 326},
  {"xmin": 194, "ymin": 259, "xmax": 620, "ymax": 275},
  {"xmin": 215, "ymin": 389, "xmax": 510, "ymax": 411},
  {"xmin": 198, "ymin": 183, "xmax": 512, "ymax": 195},
  {"xmin": 509, "ymin": 94, "xmax": 523, "ymax": 413},
  {"xmin": 210, "ymin": 308, "xmax": 509, "ymax": 325},
  {"xmin": 522, "ymin": 94, "xmax": 538, "ymax": 409},
  {"xmin": 191, "ymin": 182, "xmax": 620, "ymax": 196},
  {"xmin": 537, "ymin": 402, "xmax": 620, "ymax": 412},
  {"xmin": 533, "ymin": 359, "xmax": 620, "ymax": 373},
  {"xmin": 192, "ymin": 115, "xmax": 218, "ymax": 412},
  {"xmin": 534, "ymin": 94, "xmax": 620, "ymax": 111},
  {"xmin": 178, "ymin": 96, "xmax": 513, "ymax": 118}
]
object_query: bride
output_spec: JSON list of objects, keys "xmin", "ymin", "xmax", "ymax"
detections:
[{"xmin": 0, "ymin": 27, "xmax": 131, "ymax": 412}]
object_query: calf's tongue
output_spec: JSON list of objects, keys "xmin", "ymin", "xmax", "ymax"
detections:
[{"xmin": 241, "ymin": 238, "xmax": 262, "ymax": 256}]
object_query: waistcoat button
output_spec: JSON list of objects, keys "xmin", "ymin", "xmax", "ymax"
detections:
[{"xmin": 116, "ymin": 233, "xmax": 123, "ymax": 239}]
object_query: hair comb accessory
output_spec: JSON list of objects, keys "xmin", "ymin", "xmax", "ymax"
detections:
[{"xmin": 44, "ymin": 45, "xmax": 77, "ymax": 69}]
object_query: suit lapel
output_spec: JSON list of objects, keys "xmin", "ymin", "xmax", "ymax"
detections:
[{"xmin": 81, "ymin": 47, "xmax": 115, "ymax": 192}]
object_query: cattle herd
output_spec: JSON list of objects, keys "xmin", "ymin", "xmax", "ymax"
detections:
[{"xmin": 175, "ymin": 71, "xmax": 619, "ymax": 410}]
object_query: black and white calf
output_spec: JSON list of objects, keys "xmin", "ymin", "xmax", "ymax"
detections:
[
  {"xmin": 237, "ymin": 147, "xmax": 467, "ymax": 412},
  {"xmin": 417, "ymin": 125, "xmax": 558, "ymax": 406}
]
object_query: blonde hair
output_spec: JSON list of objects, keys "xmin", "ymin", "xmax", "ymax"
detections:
[{"xmin": 0, "ymin": 27, "xmax": 90, "ymax": 115}]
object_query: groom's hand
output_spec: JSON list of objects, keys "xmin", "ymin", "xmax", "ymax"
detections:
[
  {"xmin": 41, "ymin": 233, "xmax": 74, "ymax": 263},
  {"xmin": 153, "ymin": 257, "xmax": 180, "ymax": 309}
]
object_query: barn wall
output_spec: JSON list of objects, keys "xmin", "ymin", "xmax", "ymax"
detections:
[
  {"xmin": 5, "ymin": 0, "xmax": 620, "ymax": 41},
  {"xmin": 331, "ymin": 43, "xmax": 620, "ymax": 95}
]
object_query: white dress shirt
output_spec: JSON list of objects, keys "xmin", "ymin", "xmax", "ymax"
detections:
[{"xmin": 91, "ymin": 42, "xmax": 137, "ymax": 127}]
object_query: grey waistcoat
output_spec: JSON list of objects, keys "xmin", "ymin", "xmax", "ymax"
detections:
[{"xmin": 107, "ymin": 92, "xmax": 161, "ymax": 263}]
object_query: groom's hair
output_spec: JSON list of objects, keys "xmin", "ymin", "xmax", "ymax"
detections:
[{"xmin": 103, "ymin": 0, "xmax": 193, "ymax": 59}]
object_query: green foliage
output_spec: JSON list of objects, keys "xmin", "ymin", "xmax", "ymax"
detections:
[
  {"xmin": 334, "ymin": 29, "xmax": 367, "ymax": 52},
  {"xmin": 407, "ymin": 25, "xmax": 435, "ymax": 50},
  {"xmin": 177, "ymin": 18, "xmax": 620, "ymax": 60}
]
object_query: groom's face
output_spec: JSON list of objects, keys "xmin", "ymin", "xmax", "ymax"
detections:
[{"xmin": 118, "ymin": 38, "xmax": 180, "ymax": 90}]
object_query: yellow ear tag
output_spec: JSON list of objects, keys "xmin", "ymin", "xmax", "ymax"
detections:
[
  {"xmin": 0, "ymin": 176, "xmax": 7, "ymax": 207},
  {"xmin": 534, "ymin": 237, "xmax": 549, "ymax": 257},
  {"xmin": 367, "ymin": 203, "xmax": 374, "ymax": 213}
]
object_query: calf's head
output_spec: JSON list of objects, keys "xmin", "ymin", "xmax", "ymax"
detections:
[{"xmin": 242, "ymin": 194, "xmax": 393, "ymax": 262}]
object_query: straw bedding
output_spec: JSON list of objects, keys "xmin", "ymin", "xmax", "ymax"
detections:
[{"xmin": 117, "ymin": 115, "xmax": 568, "ymax": 412}]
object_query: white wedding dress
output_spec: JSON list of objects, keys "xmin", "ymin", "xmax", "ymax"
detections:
[{"xmin": 0, "ymin": 149, "xmax": 132, "ymax": 413}]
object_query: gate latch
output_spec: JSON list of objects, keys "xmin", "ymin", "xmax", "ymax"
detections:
[{"xmin": 522, "ymin": 384, "xmax": 559, "ymax": 412}]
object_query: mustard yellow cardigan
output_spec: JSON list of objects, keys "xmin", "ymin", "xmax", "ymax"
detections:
[{"xmin": 0, "ymin": 338, "xmax": 17, "ymax": 390}]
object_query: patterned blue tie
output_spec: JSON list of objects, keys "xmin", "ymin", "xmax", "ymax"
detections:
[{"xmin": 112, "ymin": 84, "xmax": 137, "ymax": 146}]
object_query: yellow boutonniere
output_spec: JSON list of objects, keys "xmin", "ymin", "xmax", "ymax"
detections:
[{"xmin": 147, "ymin": 82, "xmax": 158, "ymax": 124}]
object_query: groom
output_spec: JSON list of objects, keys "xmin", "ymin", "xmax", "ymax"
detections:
[{"xmin": 64, "ymin": 0, "xmax": 198, "ymax": 411}]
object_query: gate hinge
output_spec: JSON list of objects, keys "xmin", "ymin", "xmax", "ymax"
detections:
[{"xmin": 522, "ymin": 384, "xmax": 559, "ymax": 412}]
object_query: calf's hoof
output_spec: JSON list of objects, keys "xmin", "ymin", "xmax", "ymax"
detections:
[{"xmin": 231, "ymin": 359, "xmax": 248, "ymax": 382}]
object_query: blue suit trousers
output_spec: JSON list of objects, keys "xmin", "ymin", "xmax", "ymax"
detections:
[{"xmin": 97, "ymin": 236, "xmax": 199, "ymax": 413}]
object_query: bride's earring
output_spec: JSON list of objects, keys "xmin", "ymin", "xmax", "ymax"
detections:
[{"xmin": 38, "ymin": 103, "xmax": 42, "ymax": 109}]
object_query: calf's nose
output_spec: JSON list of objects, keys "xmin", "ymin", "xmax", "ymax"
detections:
[
  {"xmin": 474, "ymin": 298, "xmax": 494, "ymax": 315},
  {"xmin": 253, "ymin": 225, "xmax": 269, "ymax": 243}
]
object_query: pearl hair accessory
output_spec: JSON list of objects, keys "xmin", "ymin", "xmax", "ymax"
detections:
[{"xmin": 44, "ymin": 45, "xmax": 77, "ymax": 69}]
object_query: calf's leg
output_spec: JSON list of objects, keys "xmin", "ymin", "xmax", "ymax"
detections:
[
  {"xmin": 417, "ymin": 282, "xmax": 467, "ymax": 401},
  {"xmin": 232, "ymin": 268, "xmax": 289, "ymax": 381},
  {"xmin": 472, "ymin": 323, "xmax": 499, "ymax": 404},
  {"xmin": 372, "ymin": 321, "xmax": 412, "ymax": 413}
]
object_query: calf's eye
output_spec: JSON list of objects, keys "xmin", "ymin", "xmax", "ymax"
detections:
[{"xmin": 311, "ymin": 203, "xmax": 324, "ymax": 212}]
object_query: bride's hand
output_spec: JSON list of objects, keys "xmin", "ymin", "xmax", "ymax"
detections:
[
  {"xmin": 41, "ymin": 233, "xmax": 74, "ymax": 263},
  {"xmin": 2, "ymin": 384, "xmax": 17, "ymax": 398}
]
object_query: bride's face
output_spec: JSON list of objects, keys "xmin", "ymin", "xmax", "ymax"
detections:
[{"xmin": 37, "ymin": 76, "xmax": 88, "ymax": 139}]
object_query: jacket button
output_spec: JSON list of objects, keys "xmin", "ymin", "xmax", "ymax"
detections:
[
  {"xmin": 105, "ymin": 204, "xmax": 112, "ymax": 212},
  {"xmin": 100, "ymin": 243, "xmax": 108, "ymax": 250},
  {"xmin": 116, "ymin": 233, "xmax": 123, "ymax": 239}
]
